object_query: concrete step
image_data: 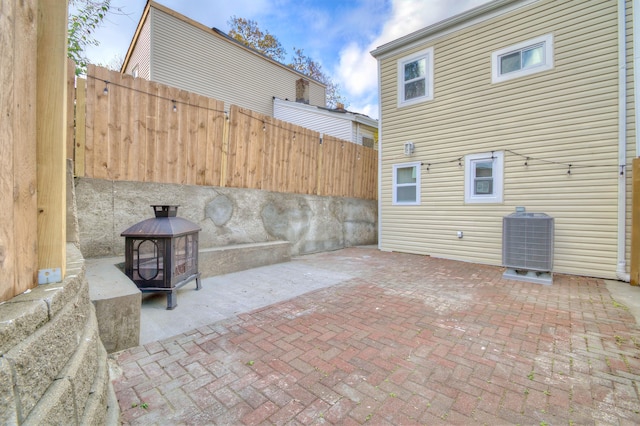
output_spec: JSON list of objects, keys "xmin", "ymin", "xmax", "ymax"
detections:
[
  {"xmin": 86, "ymin": 241, "xmax": 292, "ymax": 352},
  {"xmin": 198, "ymin": 241, "xmax": 291, "ymax": 278}
]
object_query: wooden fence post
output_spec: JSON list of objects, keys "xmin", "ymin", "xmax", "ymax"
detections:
[
  {"xmin": 36, "ymin": 0, "xmax": 68, "ymax": 282},
  {"xmin": 631, "ymin": 158, "xmax": 640, "ymax": 285}
]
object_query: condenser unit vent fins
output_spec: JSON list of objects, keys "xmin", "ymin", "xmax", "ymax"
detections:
[{"xmin": 502, "ymin": 213, "xmax": 554, "ymax": 272}]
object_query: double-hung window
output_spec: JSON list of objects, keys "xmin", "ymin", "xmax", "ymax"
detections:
[
  {"xmin": 393, "ymin": 162, "xmax": 421, "ymax": 205},
  {"xmin": 492, "ymin": 34, "xmax": 553, "ymax": 83},
  {"xmin": 464, "ymin": 152, "xmax": 503, "ymax": 203},
  {"xmin": 397, "ymin": 47, "xmax": 434, "ymax": 107}
]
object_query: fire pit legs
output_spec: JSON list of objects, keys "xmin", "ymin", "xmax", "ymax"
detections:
[{"xmin": 165, "ymin": 275, "xmax": 201, "ymax": 310}]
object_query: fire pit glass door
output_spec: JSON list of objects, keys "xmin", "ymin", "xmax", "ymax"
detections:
[
  {"xmin": 172, "ymin": 234, "xmax": 198, "ymax": 283},
  {"xmin": 133, "ymin": 239, "xmax": 165, "ymax": 286}
]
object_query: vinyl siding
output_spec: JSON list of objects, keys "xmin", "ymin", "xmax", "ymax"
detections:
[
  {"xmin": 148, "ymin": 7, "xmax": 326, "ymax": 116},
  {"xmin": 378, "ymin": 0, "xmax": 625, "ymax": 279},
  {"xmin": 274, "ymin": 100, "xmax": 353, "ymax": 141},
  {"xmin": 124, "ymin": 17, "xmax": 151, "ymax": 79}
]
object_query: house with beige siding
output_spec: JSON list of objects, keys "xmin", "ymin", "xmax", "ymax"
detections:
[
  {"xmin": 371, "ymin": 0, "xmax": 639, "ymax": 281},
  {"xmin": 273, "ymin": 97, "xmax": 379, "ymax": 148},
  {"xmin": 121, "ymin": 1, "xmax": 326, "ymax": 117}
]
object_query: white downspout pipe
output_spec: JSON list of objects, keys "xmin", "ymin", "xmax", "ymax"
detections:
[
  {"xmin": 376, "ymin": 59, "xmax": 383, "ymax": 251},
  {"xmin": 617, "ymin": 0, "xmax": 630, "ymax": 282}
]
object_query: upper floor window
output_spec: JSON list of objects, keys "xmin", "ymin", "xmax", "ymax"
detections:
[
  {"xmin": 464, "ymin": 151, "xmax": 504, "ymax": 204},
  {"xmin": 393, "ymin": 162, "xmax": 421, "ymax": 205},
  {"xmin": 492, "ymin": 34, "xmax": 553, "ymax": 83},
  {"xmin": 397, "ymin": 47, "xmax": 434, "ymax": 107}
]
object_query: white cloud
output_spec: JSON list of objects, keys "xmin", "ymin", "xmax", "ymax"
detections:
[{"xmin": 335, "ymin": 0, "xmax": 491, "ymax": 114}]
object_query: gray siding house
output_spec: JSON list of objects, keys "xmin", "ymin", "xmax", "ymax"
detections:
[
  {"xmin": 273, "ymin": 97, "xmax": 378, "ymax": 148},
  {"xmin": 121, "ymin": 1, "xmax": 326, "ymax": 117}
]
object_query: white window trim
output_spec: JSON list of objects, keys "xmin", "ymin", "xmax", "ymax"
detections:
[
  {"xmin": 491, "ymin": 34, "xmax": 553, "ymax": 83},
  {"xmin": 397, "ymin": 47, "xmax": 434, "ymax": 107},
  {"xmin": 464, "ymin": 151, "xmax": 504, "ymax": 204},
  {"xmin": 393, "ymin": 162, "xmax": 421, "ymax": 205}
]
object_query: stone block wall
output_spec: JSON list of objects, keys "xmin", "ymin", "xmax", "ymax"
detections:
[
  {"xmin": 0, "ymin": 244, "xmax": 118, "ymax": 425},
  {"xmin": 75, "ymin": 179, "xmax": 377, "ymax": 258}
]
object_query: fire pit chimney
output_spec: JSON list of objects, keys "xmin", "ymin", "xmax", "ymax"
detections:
[{"xmin": 153, "ymin": 205, "xmax": 178, "ymax": 217}]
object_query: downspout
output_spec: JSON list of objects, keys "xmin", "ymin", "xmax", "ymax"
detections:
[
  {"xmin": 376, "ymin": 59, "xmax": 383, "ymax": 250},
  {"xmin": 617, "ymin": 0, "xmax": 631, "ymax": 281}
]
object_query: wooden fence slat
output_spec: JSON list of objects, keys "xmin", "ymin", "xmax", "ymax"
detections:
[
  {"xmin": 66, "ymin": 58, "xmax": 76, "ymax": 160},
  {"xmin": 92, "ymin": 65, "xmax": 111, "ymax": 179},
  {"xmin": 145, "ymin": 81, "xmax": 159, "ymax": 182},
  {"xmin": 109, "ymin": 70, "xmax": 124, "ymax": 180},
  {"xmin": 75, "ymin": 77, "xmax": 86, "ymax": 177},
  {"xmin": 130, "ymin": 76, "xmax": 146, "ymax": 181},
  {"xmin": 176, "ymin": 89, "xmax": 189, "ymax": 184},
  {"xmin": 84, "ymin": 66, "xmax": 95, "ymax": 178},
  {"xmin": 186, "ymin": 92, "xmax": 199, "ymax": 185},
  {"xmin": 120, "ymin": 73, "xmax": 135, "ymax": 181}
]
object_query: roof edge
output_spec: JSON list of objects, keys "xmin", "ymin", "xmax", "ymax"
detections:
[
  {"xmin": 370, "ymin": 0, "xmax": 538, "ymax": 59},
  {"xmin": 273, "ymin": 97, "xmax": 377, "ymax": 127},
  {"xmin": 120, "ymin": 0, "xmax": 152, "ymax": 73}
]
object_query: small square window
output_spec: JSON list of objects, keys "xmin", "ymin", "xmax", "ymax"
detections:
[
  {"xmin": 465, "ymin": 152, "xmax": 503, "ymax": 203},
  {"xmin": 397, "ymin": 47, "xmax": 434, "ymax": 107},
  {"xmin": 393, "ymin": 162, "xmax": 421, "ymax": 205},
  {"xmin": 492, "ymin": 34, "xmax": 553, "ymax": 83}
]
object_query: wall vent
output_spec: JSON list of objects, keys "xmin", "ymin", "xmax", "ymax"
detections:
[{"xmin": 502, "ymin": 212, "xmax": 554, "ymax": 283}]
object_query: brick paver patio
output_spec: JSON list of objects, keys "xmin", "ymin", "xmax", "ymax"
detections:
[{"xmin": 111, "ymin": 248, "xmax": 640, "ymax": 425}]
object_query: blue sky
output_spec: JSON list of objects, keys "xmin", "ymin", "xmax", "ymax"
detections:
[{"xmin": 79, "ymin": 0, "xmax": 492, "ymax": 119}]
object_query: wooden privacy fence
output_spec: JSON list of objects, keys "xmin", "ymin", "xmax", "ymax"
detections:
[{"xmin": 69, "ymin": 64, "xmax": 377, "ymax": 200}]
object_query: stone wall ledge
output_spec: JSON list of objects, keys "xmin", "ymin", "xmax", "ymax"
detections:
[{"xmin": 0, "ymin": 244, "xmax": 119, "ymax": 425}]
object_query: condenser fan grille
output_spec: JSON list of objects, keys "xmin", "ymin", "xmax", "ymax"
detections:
[{"xmin": 502, "ymin": 213, "xmax": 554, "ymax": 272}]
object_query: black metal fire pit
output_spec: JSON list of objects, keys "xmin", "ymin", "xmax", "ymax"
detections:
[{"xmin": 121, "ymin": 205, "xmax": 201, "ymax": 310}]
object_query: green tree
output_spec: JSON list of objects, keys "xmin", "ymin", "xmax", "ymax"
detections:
[
  {"xmin": 227, "ymin": 17, "xmax": 348, "ymax": 109},
  {"xmin": 227, "ymin": 16, "xmax": 286, "ymax": 63},
  {"xmin": 289, "ymin": 48, "xmax": 347, "ymax": 109},
  {"xmin": 68, "ymin": 0, "xmax": 111, "ymax": 75}
]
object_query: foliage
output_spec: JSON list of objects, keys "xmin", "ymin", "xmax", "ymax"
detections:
[
  {"xmin": 227, "ymin": 17, "xmax": 348, "ymax": 108},
  {"xmin": 227, "ymin": 16, "xmax": 286, "ymax": 63},
  {"xmin": 290, "ymin": 48, "xmax": 348, "ymax": 109},
  {"xmin": 68, "ymin": 0, "xmax": 111, "ymax": 75}
]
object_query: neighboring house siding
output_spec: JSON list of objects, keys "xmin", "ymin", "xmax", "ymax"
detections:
[
  {"xmin": 148, "ymin": 8, "xmax": 325, "ymax": 116},
  {"xmin": 378, "ymin": 0, "xmax": 621, "ymax": 278},
  {"xmin": 274, "ymin": 101, "xmax": 353, "ymax": 141},
  {"xmin": 123, "ymin": 16, "xmax": 151, "ymax": 80}
]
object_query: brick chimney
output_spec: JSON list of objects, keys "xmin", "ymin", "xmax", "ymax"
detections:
[{"xmin": 296, "ymin": 78, "xmax": 309, "ymax": 104}]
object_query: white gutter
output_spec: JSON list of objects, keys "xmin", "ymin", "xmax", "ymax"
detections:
[{"xmin": 617, "ymin": 0, "xmax": 630, "ymax": 282}]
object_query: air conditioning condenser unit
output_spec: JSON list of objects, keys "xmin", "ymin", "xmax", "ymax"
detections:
[{"xmin": 502, "ymin": 212, "xmax": 554, "ymax": 285}]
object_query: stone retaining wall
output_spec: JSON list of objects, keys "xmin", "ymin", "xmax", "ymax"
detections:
[
  {"xmin": 75, "ymin": 179, "xmax": 377, "ymax": 258},
  {"xmin": 0, "ymin": 244, "xmax": 118, "ymax": 424}
]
